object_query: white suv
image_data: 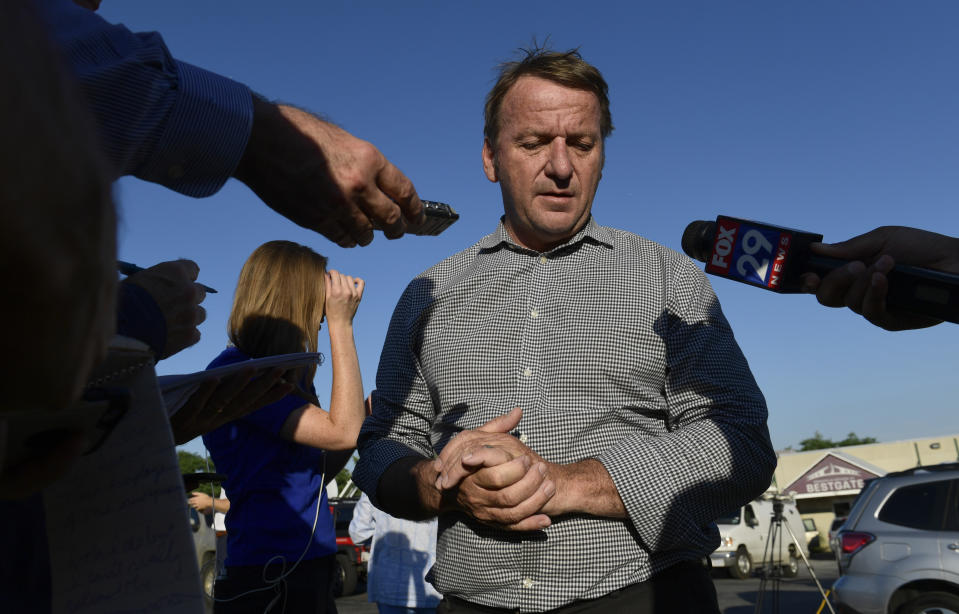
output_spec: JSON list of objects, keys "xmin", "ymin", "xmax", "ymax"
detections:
[{"xmin": 832, "ymin": 463, "xmax": 959, "ymax": 614}]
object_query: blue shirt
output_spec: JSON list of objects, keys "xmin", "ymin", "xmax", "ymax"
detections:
[
  {"xmin": 202, "ymin": 347, "xmax": 335, "ymax": 567},
  {"xmin": 36, "ymin": 0, "xmax": 253, "ymax": 197}
]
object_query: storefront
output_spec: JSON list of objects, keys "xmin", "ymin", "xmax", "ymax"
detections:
[{"xmin": 772, "ymin": 434, "xmax": 959, "ymax": 549}]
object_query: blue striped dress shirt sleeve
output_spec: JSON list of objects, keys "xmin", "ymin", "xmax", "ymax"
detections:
[{"xmin": 36, "ymin": 0, "xmax": 253, "ymax": 197}]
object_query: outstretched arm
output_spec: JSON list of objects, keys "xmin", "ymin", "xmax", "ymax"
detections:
[
  {"xmin": 802, "ymin": 226, "xmax": 959, "ymax": 330},
  {"xmin": 40, "ymin": 1, "xmax": 424, "ymax": 246},
  {"xmin": 188, "ymin": 491, "xmax": 230, "ymax": 515},
  {"xmin": 234, "ymin": 97, "xmax": 425, "ymax": 247},
  {"xmin": 170, "ymin": 367, "xmax": 293, "ymax": 445}
]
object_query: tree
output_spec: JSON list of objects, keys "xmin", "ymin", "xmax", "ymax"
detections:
[
  {"xmin": 798, "ymin": 431, "xmax": 833, "ymax": 450},
  {"xmin": 332, "ymin": 454, "xmax": 359, "ymax": 496},
  {"xmin": 798, "ymin": 431, "xmax": 877, "ymax": 451},
  {"xmin": 838, "ymin": 432, "xmax": 878, "ymax": 447},
  {"xmin": 335, "ymin": 467, "xmax": 351, "ymax": 492}
]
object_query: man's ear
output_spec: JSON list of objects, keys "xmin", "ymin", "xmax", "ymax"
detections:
[{"xmin": 482, "ymin": 138, "xmax": 498, "ymax": 183}]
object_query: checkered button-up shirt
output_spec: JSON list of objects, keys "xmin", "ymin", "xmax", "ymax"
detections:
[{"xmin": 355, "ymin": 217, "xmax": 775, "ymax": 612}]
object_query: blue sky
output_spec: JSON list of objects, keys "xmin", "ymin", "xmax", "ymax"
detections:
[{"xmin": 98, "ymin": 1, "xmax": 958, "ymax": 458}]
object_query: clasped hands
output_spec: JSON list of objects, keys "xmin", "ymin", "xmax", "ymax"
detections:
[{"xmin": 431, "ymin": 407, "xmax": 560, "ymax": 531}]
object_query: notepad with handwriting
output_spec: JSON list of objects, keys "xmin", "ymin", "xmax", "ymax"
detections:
[{"xmin": 43, "ymin": 338, "xmax": 203, "ymax": 613}]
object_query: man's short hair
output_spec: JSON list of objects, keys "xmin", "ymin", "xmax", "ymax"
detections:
[{"xmin": 484, "ymin": 46, "xmax": 614, "ymax": 147}]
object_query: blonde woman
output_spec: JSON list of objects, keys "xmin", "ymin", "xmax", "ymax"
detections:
[{"xmin": 202, "ymin": 240, "xmax": 365, "ymax": 614}]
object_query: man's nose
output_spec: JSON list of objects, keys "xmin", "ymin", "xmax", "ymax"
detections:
[{"xmin": 545, "ymin": 138, "xmax": 572, "ymax": 181}]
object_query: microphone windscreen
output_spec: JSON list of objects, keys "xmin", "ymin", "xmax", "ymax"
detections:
[{"xmin": 681, "ymin": 220, "xmax": 715, "ymax": 263}]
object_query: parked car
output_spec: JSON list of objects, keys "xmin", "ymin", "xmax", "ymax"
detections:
[
  {"xmin": 803, "ymin": 517, "xmax": 822, "ymax": 551},
  {"xmin": 182, "ymin": 473, "xmax": 225, "ymax": 611},
  {"xmin": 188, "ymin": 506, "xmax": 217, "ymax": 611},
  {"xmin": 828, "ymin": 516, "xmax": 847, "ymax": 552},
  {"xmin": 329, "ymin": 497, "xmax": 369, "ymax": 597},
  {"xmin": 711, "ymin": 496, "xmax": 809, "ymax": 579},
  {"xmin": 832, "ymin": 463, "xmax": 959, "ymax": 614}
]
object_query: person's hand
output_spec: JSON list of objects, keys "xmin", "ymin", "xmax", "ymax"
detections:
[
  {"xmin": 169, "ymin": 367, "xmax": 293, "ymax": 445},
  {"xmin": 433, "ymin": 408, "xmax": 555, "ymax": 531},
  {"xmin": 324, "ymin": 270, "xmax": 364, "ymax": 327},
  {"xmin": 0, "ymin": 421, "xmax": 86, "ymax": 500},
  {"xmin": 188, "ymin": 491, "xmax": 215, "ymax": 514},
  {"xmin": 801, "ymin": 226, "xmax": 959, "ymax": 331},
  {"xmin": 234, "ymin": 97, "xmax": 425, "ymax": 248},
  {"xmin": 124, "ymin": 259, "xmax": 207, "ymax": 358}
]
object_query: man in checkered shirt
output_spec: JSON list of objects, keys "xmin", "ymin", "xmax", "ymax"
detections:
[{"xmin": 354, "ymin": 47, "xmax": 776, "ymax": 614}]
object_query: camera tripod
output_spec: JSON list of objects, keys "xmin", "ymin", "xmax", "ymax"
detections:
[{"xmin": 753, "ymin": 499, "xmax": 835, "ymax": 614}]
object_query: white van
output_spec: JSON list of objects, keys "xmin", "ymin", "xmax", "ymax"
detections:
[{"xmin": 710, "ymin": 496, "xmax": 810, "ymax": 579}]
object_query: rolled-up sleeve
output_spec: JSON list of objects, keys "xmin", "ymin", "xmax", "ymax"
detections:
[
  {"xmin": 37, "ymin": 0, "xmax": 252, "ymax": 197},
  {"xmin": 598, "ymin": 258, "xmax": 777, "ymax": 552}
]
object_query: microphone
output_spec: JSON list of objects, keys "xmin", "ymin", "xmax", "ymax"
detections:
[{"xmin": 681, "ymin": 215, "xmax": 959, "ymax": 324}]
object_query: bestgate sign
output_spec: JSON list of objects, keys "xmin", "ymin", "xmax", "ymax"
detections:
[{"xmin": 784, "ymin": 453, "xmax": 882, "ymax": 498}]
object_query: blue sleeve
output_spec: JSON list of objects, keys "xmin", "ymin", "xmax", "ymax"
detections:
[
  {"xmin": 116, "ymin": 282, "xmax": 166, "ymax": 357},
  {"xmin": 35, "ymin": 0, "xmax": 253, "ymax": 197},
  {"xmin": 241, "ymin": 391, "xmax": 308, "ymax": 437}
]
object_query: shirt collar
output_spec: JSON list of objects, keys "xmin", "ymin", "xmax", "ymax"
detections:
[{"xmin": 478, "ymin": 215, "xmax": 615, "ymax": 255}]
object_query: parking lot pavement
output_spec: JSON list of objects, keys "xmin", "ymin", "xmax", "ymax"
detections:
[
  {"xmin": 713, "ymin": 554, "xmax": 839, "ymax": 614},
  {"xmin": 335, "ymin": 583, "xmax": 375, "ymax": 614},
  {"xmin": 335, "ymin": 555, "xmax": 840, "ymax": 614}
]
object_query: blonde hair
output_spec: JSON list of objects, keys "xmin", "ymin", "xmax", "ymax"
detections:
[{"xmin": 228, "ymin": 241, "xmax": 327, "ymax": 381}]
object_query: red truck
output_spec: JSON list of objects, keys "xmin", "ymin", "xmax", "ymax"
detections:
[{"xmin": 329, "ymin": 497, "xmax": 370, "ymax": 596}]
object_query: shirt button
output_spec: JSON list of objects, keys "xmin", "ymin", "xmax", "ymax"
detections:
[
  {"xmin": 522, "ymin": 578, "xmax": 534, "ymax": 589},
  {"xmin": 530, "ymin": 309, "xmax": 539, "ymax": 319},
  {"xmin": 523, "ymin": 367, "xmax": 532, "ymax": 377},
  {"xmin": 539, "ymin": 256, "xmax": 547, "ymax": 264},
  {"xmin": 518, "ymin": 432, "xmax": 529, "ymax": 444}
]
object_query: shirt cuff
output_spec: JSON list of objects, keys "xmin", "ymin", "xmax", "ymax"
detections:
[
  {"xmin": 353, "ymin": 439, "xmax": 428, "ymax": 509},
  {"xmin": 138, "ymin": 60, "xmax": 253, "ymax": 197},
  {"xmin": 116, "ymin": 282, "xmax": 166, "ymax": 357}
]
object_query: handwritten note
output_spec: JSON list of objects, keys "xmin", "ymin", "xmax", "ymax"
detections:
[{"xmin": 43, "ymin": 339, "xmax": 203, "ymax": 614}]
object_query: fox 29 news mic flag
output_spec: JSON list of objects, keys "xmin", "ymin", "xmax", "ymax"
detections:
[
  {"xmin": 681, "ymin": 215, "xmax": 959, "ymax": 324},
  {"xmin": 682, "ymin": 216, "xmax": 820, "ymax": 292}
]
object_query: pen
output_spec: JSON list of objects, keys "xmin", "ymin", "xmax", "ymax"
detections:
[{"xmin": 117, "ymin": 260, "xmax": 218, "ymax": 293}]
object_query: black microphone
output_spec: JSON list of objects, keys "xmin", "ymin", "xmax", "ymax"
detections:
[{"xmin": 682, "ymin": 215, "xmax": 959, "ymax": 324}]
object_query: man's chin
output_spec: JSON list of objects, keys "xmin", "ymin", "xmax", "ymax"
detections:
[
  {"xmin": 538, "ymin": 209, "xmax": 589, "ymax": 232},
  {"xmin": 530, "ymin": 220, "xmax": 588, "ymax": 248}
]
